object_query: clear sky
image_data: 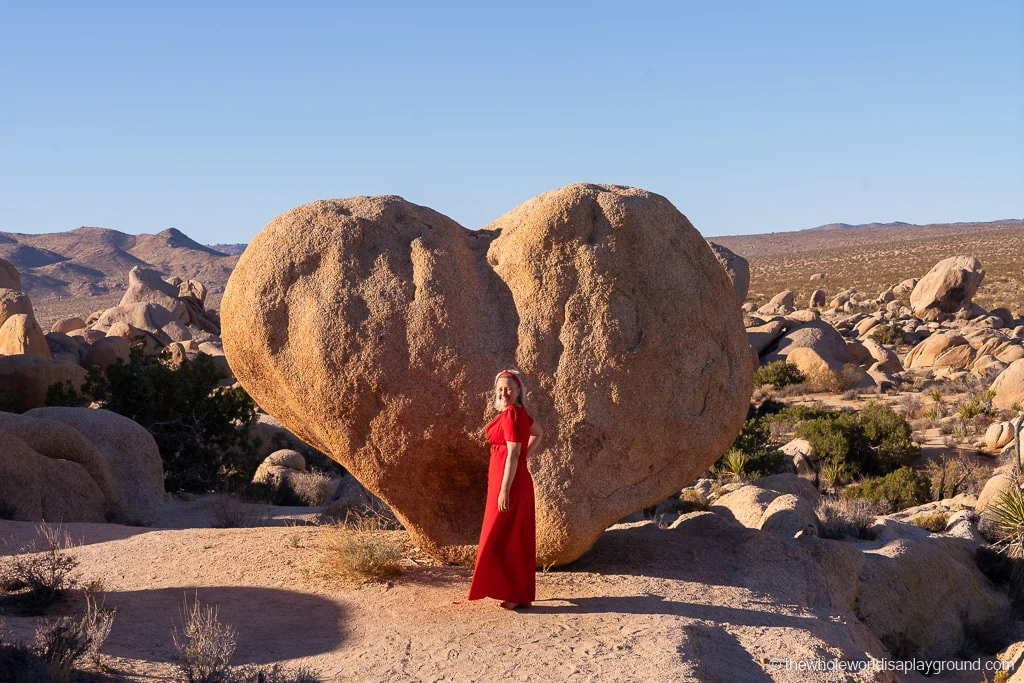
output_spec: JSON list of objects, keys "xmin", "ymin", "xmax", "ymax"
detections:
[{"xmin": 1, "ymin": 1, "xmax": 1021, "ymax": 243}]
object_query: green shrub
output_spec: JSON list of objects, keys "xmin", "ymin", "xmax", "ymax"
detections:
[
  {"xmin": 795, "ymin": 402, "xmax": 919, "ymax": 477},
  {"xmin": 842, "ymin": 467, "xmax": 932, "ymax": 513},
  {"xmin": 67, "ymin": 349, "xmax": 260, "ymax": 493},
  {"xmin": 753, "ymin": 361, "xmax": 805, "ymax": 389},
  {"xmin": 858, "ymin": 402, "xmax": 921, "ymax": 473},
  {"xmin": 868, "ymin": 323, "xmax": 903, "ymax": 345},
  {"xmin": 712, "ymin": 417, "xmax": 786, "ymax": 480}
]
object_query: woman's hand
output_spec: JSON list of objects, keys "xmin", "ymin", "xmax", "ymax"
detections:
[{"xmin": 498, "ymin": 488, "xmax": 511, "ymax": 512}]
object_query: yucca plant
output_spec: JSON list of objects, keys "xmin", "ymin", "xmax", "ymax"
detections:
[
  {"xmin": 985, "ymin": 485, "xmax": 1024, "ymax": 558},
  {"xmin": 819, "ymin": 461, "xmax": 847, "ymax": 489},
  {"xmin": 720, "ymin": 450, "xmax": 749, "ymax": 479}
]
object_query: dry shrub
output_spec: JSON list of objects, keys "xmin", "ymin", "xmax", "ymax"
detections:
[
  {"xmin": 926, "ymin": 452, "xmax": 987, "ymax": 500},
  {"xmin": 0, "ymin": 525, "xmax": 80, "ymax": 612},
  {"xmin": 312, "ymin": 510, "xmax": 405, "ymax": 584},
  {"xmin": 816, "ymin": 497, "xmax": 881, "ymax": 540},
  {"xmin": 209, "ymin": 495, "xmax": 271, "ymax": 529},
  {"xmin": 35, "ymin": 594, "xmax": 115, "ymax": 683},
  {"xmin": 172, "ymin": 595, "xmax": 322, "ymax": 683},
  {"xmin": 173, "ymin": 595, "xmax": 237, "ymax": 683},
  {"xmin": 912, "ymin": 512, "xmax": 948, "ymax": 533},
  {"xmin": 290, "ymin": 470, "xmax": 336, "ymax": 507}
]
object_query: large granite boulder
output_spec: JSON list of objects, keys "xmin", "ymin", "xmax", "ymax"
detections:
[
  {"xmin": 910, "ymin": 256, "xmax": 985, "ymax": 318},
  {"xmin": 761, "ymin": 319, "xmax": 853, "ymax": 370},
  {"xmin": 991, "ymin": 359, "xmax": 1024, "ymax": 410},
  {"xmin": 0, "ymin": 258, "xmax": 21, "ymax": 291},
  {"xmin": 0, "ymin": 289, "xmax": 34, "ymax": 327},
  {"xmin": 222, "ymin": 185, "xmax": 753, "ymax": 566},
  {"xmin": 0, "ymin": 355, "xmax": 86, "ymax": 412},
  {"xmin": 0, "ymin": 313, "xmax": 51, "ymax": 357},
  {"xmin": 0, "ymin": 411, "xmax": 119, "ymax": 522},
  {"xmin": 119, "ymin": 266, "xmax": 189, "ymax": 322},
  {"xmin": 26, "ymin": 407, "xmax": 165, "ymax": 524},
  {"xmin": 706, "ymin": 241, "xmax": 749, "ymax": 301}
]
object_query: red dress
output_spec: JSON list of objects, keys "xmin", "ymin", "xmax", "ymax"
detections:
[{"xmin": 468, "ymin": 405, "xmax": 536, "ymax": 603}]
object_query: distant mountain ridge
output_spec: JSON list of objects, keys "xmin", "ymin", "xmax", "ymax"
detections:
[
  {"xmin": 808, "ymin": 221, "xmax": 915, "ymax": 231},
  {"xmin": 205, "ymin": 243, "xmax": 247, "ymax": 256},
  {"xmin": 0, "ymin": 227, "xmax": 239, "ymax": 301}
]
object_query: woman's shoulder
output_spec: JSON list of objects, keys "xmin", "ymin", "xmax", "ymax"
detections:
[{"xmin": 506, "ymin": 405, "xmax": 534, "ymax": 424}]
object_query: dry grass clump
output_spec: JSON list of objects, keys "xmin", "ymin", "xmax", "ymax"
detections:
[
  {"xmin": 0, "ymin": 524, "xmax": 80, "ymax": 612},
  {"xmin": 311, "ymin": 510, "xmax": 406, "ymax": 584},
  {"xmin": 290, "ymin": 470, "xmax": 336, "ymax": 507},
  {"xmin": 912, "ymin": 512, "xmax": 949, "ymax": 533},
  {"xmin": 816, "ymin": 497, "xmax": 881, "ymax": 540}
]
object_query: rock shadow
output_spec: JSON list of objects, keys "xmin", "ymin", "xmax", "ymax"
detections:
[{"xmin": 101, "ymin": 586, "xmax": 345, "ymax": 664}]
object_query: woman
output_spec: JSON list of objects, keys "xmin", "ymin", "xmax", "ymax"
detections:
[{"xmin": 468, "ymin": 369, "xmax": 543, "ymax": 610}]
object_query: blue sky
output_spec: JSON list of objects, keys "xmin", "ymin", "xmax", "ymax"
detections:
[{"xmin": 1, "ymin": 1, "xmax": 1021, "ymax": 243}]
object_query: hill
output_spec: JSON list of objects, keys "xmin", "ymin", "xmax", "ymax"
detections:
[
  {"xmin": 0, "ymin": 227, "xmax": 239, "ymax": 302},
  {"xmin": 714, "ymin": 219, "xmax": 1024, "ymax": 313}
]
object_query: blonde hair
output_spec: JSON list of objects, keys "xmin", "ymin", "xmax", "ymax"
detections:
[{"xmin": 493, "ymin": 368, "xmax": 527, "ymax": 408}]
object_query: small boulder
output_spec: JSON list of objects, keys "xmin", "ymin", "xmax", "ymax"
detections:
[
  {"xmin": 711, "ymin": 484, "xmax": 781, "ymax": 528},
  {"xmin": 758, "ymin": 493, "xmax": 819, "ymax": 538},
  {"xmin": 984, "ymin": 421, "xmax": 1016, "ymax": 451},
  {"xmin": 51, "ymin": 317, "xmax": 87, "ymax": 334},
  {"xmin": 83, "ymin": 336, "xmax": 131, "ymax": 369},
  {"xmin": 808, "ymin": 289, "xmax": 826, "ymax": 308}
]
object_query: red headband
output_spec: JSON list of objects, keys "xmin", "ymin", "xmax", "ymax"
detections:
[{"xmin": 494, "ymin": 370, "xmax": 522, "ymax": 391}]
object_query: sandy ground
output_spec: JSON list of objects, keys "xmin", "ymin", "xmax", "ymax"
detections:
[{"xmin": 2, "ymin": 500, "xmax": 1010, "ymax": 683}]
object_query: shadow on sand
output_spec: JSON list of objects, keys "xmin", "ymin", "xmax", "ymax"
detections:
[{"xmin": 101, "ymin": 585, "xmax": 346, "ymax": 664}]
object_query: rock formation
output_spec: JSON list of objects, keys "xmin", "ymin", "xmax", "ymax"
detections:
[
  {"xmin": 222, "ymin": 184, "xmax": 754, "ymax": 566},
  {"xmin": 909, "ymin": 255, "xmax": 985, "ymax": 319}
]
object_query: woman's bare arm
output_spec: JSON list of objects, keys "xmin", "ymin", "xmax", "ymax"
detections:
[
  {"xmin": 498, "ymin": 441, "xmax": 521, "ymax": 512},
  {"xmin": 528, "ymin": 422, "xmax": 543, "ymax": 454}
]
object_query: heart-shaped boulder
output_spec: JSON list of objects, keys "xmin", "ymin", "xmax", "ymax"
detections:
[{"xmin": 221, "ymin": 184, "xmax": 753, "ymax": 565}]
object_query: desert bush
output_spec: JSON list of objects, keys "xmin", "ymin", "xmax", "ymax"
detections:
[
  {"xmin": 677, "ymin": 489, "xmax": 710, "ymax": 513},
  {"xmin": 927, "ymin": 453, "xmax": 986, "ymax": 500},
  {"xmin": 172, "ymin": 595, "xmax": 321, "ymax": 683},
  {"xmin": 868, "ymin": 323, "xmax": 903, "ymax": 346},
  {"xmin": 209, "ymin": 495, "xmax": 271, "ymax": 529},
  {"xmin": 753, "ymin": 361, "xmax": 805, "ymax": 389},
  {"xmin": 858, "ymin": 402, "xmax": 921, "ymax": 473},
  {"xmin": 289, "ymin": 470, "xmax": 336, "ymax": 507},
  {"xmin": 0, "ymin": 525, "xmax": 80, "ymax": 612},
  {"xmin": 173, "ymin": 596, "xmax": 238, "ymax": 683},
  {"xmin": 912, "ymin": 512, "xmax": 948, "ymax": 533},
  {"xmin": 66, "ymin": 348, "xmax": 260, "ymax": 493},
  {"xmin": 816, "ymin": 497, "xmax": 880, "ymax": 540},
  {"xmin": 35, "ymin": 595, "xmax": 115, "ymax": 683},
  {"xmin": 842, "ymin": 467, "xmax": 932, "ymax": 513},
  {"xmin": 230, "ymin": 663, "xmax": 323, "ymax": 683},
  {"xmin": 796, "ymin": 402, "xmax": 919, "ymax": 478},
  {"xmin": 313, "ymin": 511, "xmax": 405, "ymax": 584}
]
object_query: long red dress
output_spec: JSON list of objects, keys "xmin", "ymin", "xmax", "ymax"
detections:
[{"xmin": 468, "ymin": 404, "xmax": 536, "ymax": 603}]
